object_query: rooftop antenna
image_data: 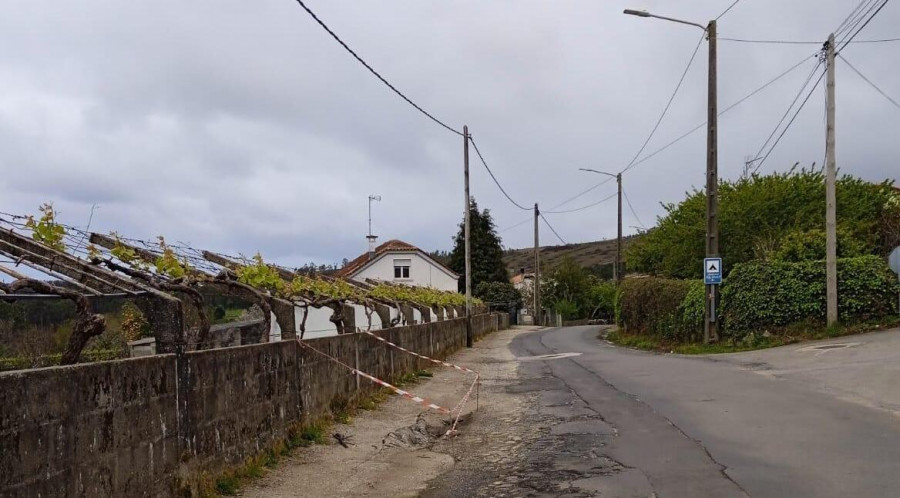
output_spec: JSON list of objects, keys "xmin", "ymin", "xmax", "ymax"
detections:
[{"xmin": 367, "ymin": 195, "xmax": 381, "ymax": 257}]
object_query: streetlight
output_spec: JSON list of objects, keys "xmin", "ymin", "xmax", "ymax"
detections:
[
  {"xmin": 579, "ymin": 168, "xmax": 623, "ymax": 285},
  {"xmin": 624, "ymin": 8, "xmax": 719, "ymax": 343}
]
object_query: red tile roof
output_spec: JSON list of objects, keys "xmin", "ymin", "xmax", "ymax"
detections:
[{"xmin": 337, "ymin": 239, "xmax": 458, "ymax": 278}]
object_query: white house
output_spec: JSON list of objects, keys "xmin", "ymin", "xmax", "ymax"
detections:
[{"xmin": 337, "ymin": 239, "xmax": 460, "ymax": 292}]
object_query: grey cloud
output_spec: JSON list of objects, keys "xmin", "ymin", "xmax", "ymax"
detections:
[{"xmin": 0, "ymin": 0, "xmax": 897, "ymax": 265}]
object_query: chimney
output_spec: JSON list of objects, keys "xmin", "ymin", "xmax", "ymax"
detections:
[{"xmin": 366, "ymin": 235, "xmax": 378, "ymax": 260}]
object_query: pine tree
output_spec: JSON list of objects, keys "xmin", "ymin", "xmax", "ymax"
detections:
[{"xmin": 448, "ymin": 199, "xmax": 509, "ymax": 293}]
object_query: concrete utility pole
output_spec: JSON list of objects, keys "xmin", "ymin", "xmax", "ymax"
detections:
[
  {"xmin": 705, "ymin": 19, "xmax": 720, "ymax": 343},
  {"xmin": 624, "ymin": 9, "xmax": 719, "ymax": 342},
  {"xmin": 825, "ymin": 34, "xmax": 838, "ymax": 326},
  {"xmin": 616, "ymin": 173, "xmax": 623, "ymax": 284},
  {"xmin": 534, "ymin": 203, "xmax": 541, "ymax": 326},
  {"xmin": 579, "ymin": 168, "xmax": 623, "ymax": 284},
  {"xmin": 464, "ymin": 125, "xmax": 473, "ymax": 347}
]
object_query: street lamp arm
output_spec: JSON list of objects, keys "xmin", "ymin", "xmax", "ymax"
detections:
[
  {"xmin": 579, "ymin": 168, "xmax": 617, "ymax": 178},
  {"xmin": 623, "ymin": 9, "xmax": 707, "ymax": 31}
]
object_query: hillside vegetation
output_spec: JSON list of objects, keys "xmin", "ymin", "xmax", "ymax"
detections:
[{"xmin": 502, "ymin": 236, "xmax": 640, "ymax": 277}]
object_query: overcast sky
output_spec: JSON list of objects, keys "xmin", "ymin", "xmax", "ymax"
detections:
[{"xmin": 0, "ymin": 0, "xmax": 897, "ymax": 267}]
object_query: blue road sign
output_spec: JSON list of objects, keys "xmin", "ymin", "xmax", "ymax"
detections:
[{"xmin": 704, "ymin": 257, "xmax": 723, "ymax": 285}]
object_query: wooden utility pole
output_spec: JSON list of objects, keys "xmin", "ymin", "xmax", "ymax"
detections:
[
  {"xmin": 704, "ymin": 19, "xmax": 720, "ymax": 343},
  {"xmin": 825, "ymin": 34, "xmax": 838, "ymax": 326},
  {"xmin": 464, "ymin": 125, "xmax": 473, "ymax": 347},
  {"xmin": 616, "ymin": 173, "xmax": 623, "ymax": 284},
  {"xmin": 533, "ymin": 203, "xmax": 541, "ymax": 326}
]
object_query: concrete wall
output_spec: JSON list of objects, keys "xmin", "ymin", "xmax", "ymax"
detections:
[
  {"xmin": 0, "ymin": 356, "xmax": 179, "ymax": 498},
  {"xmin": 1, "ymin": 313, "xmax": 508, "ymax": 497},
  {"xmin": 351, "ymin": 251, "xmax": 459, "ymax": 291}
]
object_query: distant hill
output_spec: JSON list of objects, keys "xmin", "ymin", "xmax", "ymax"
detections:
[{"xmin": 502, "ymin": 235, "xmax": 641, "ymax": 277}]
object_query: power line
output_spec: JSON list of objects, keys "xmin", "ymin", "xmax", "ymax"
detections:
[
  {"xmin": 468, "ymin": 136, "xmax": 532, "ymax": 211},
  {"xmin": 717, "ymin": 0, "xmax": 742, "ymax": 20},
  {"xmin": 547, "ymin": 177, "xmax": 615, "ymax": 211},
  {"xmin": 839, "ymin": 53, "xmax": 900, "ymax": 110},
  {"xmin": 544, "ymin": 191, "xmax": 618, "ymax": 215},
  {"xmin": 621, "ymin": 32, "xmax": 706, "ymax": 175},
  {"xmin": 837, "ymin": 0, "xmax": 882, "ymax": 39},
  {"xmin": 539, "ymin": 213, "xmax": 568, "ymax": 245},
  {"xmin": 839, "ymin": 0, "xmax": 892, "ymax": 52},
  {"xmin": 720, "ymin": 36, "xmax": 900, "ymax": 44},
  {"xmin": 753, "ymin": 68, "xmax": 827, "ymax": 174},
  {"xmin": 499, "ymin": 216, "xmax": 532, "ymax": 233},
  {"xmin": 752, "ymin": 58, "xmax": 824, "ymax": 167},
  {"xmin": 836, "ymin": 0, "xmax": 875, "ymax": 38},
  {"xmin": 622, "ymin": 187, "xmax": 646, "ymax": 229},
  {"xmin": 291, "ymin": 0, "xmax": 462, "ymax": 136},
  {"xmin": 623, "ymin": 52, "xmax": 817, "ymax": 174}
]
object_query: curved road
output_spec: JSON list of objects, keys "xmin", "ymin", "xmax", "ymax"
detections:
[{"xmin": 511, "ymin": 326, "xmax": 900, "ymax": 497}]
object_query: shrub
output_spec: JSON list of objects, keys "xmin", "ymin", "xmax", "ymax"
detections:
[
  {"xmin": 616, "ymin": 277, "xmax": 700, "ymax": 341},
  {"xmin": 722, "ymin": 255, "xmax": 899, "ymax": 334},
  {"xmin": 627, "ymin": 170, "xmax": 897, "ymax": 278}
]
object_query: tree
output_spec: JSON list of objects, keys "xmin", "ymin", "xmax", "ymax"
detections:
[
  {"xmin": 475, "ymin": 281, "xmax": 522, "ymax": 307},
  {"xmin": 540, "ymin": 257, "xmax": 592, "ymax": 319},
  {"xmin": 448, "ymin": 199, "xmax": 509, "ymax": 293},
  {"xmin": 627, "ymin": 168, "xmax": 898, "ymax": 279}
]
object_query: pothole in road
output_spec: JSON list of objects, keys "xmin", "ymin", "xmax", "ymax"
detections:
[{"xmin": 517, "ymin": 352, "xmax": 583, "ymax": 362}]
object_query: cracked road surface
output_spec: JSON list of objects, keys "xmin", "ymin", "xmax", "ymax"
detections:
[{"xmin": 424, "ymin": 326, "xmax": 900, "ymax": 497}]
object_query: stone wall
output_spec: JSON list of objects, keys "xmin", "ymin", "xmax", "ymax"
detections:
[
  {"xmin": 0, "ymin": 313, "xmax": 508, "ymax": 497},
  {"xmin": 0, "ymin": 356, "xmax": 179, "ymax": 497}
]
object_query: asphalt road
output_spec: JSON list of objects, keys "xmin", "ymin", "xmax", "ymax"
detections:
[{"xmin": 511, "ymin": 326, "xmax": 900, "ymax": 498}]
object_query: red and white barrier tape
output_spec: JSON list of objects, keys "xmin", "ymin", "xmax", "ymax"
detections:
[
  {"xmin": 447, "ymin": 375, "xmax": 480, "ymax": 436},
  {"xmin": 359, "ymin": 329, "xmax": 480, "ymax": 376},
  {"xmin": 297, "ymin": 339, "xmax": 451, "ymax": 414}
]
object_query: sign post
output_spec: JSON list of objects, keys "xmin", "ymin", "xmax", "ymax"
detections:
[
  {"xmin": 704, "ymin": 257, "xmax": 723, "ymax": 323},
  {"xmin": 889, "ymin": 247, "xmax": 900, "ymax": 317}
]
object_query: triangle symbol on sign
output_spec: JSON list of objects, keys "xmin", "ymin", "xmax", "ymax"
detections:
[{"xmin": 709, "ymin": 264, "xmax": 718, "ymax": 272}]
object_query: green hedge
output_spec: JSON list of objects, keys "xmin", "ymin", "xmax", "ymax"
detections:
[
  {"xmin": 616, "ymin": 278, "xmax": 703, "ymax": 342},
  {"xmin": 616, "ymin": 256, "xmax": 898, "ymax": 343},
  {"xmin": 723, "ymin": 255, "xmax": 899, "ymax": 332}
]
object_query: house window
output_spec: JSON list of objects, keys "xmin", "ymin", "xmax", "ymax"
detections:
[{"xmin": 393, "ymin": 259, "xmax": 411, "ymax": 279}]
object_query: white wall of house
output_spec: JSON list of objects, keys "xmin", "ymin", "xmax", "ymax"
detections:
[
  {"xmin": 353, "ymin": 303, "xmax": 384, "ymax": 331},
  {"xmin": 350, "ymin": 251, "xmax": 458, "ymax": 292},
  {"xmin": 296, "ymin": 306, "xmax": 337, "ymax": 339}
]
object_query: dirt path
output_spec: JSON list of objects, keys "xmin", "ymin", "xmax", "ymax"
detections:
[{"xmin": 240, "ymin": 327, "xmax": 540, "ymax": 498}]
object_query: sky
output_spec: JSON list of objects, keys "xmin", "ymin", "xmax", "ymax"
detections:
[{"xmin": 0, "ymin": 0, "xmax": 897, "ymax": 267}]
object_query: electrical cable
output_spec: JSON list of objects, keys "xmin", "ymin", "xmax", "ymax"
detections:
[
  {"xmin": 752, "ymin": 59, "xmax": 824, "ymax": 166},
  {"xmin": 622, "ymin": 188, "xmax": 646, "ymax": 229},
  {"xmin": 719, "ymin": 36, "xmax": 900, "ymax": 44},
  {"xmin": 547, "ymin": 177, "xmax": 615, "ymax": 211},
  {"xmin": 547, "ymin": 32, "xmax": 705, "ymax": 212},
  {"xmin": 623, "ymin": 52, "xmax": 817, "ymax": 174},
  {"xmin": 468, "ymin": 136, "xmax": 532, "ymax": 211},
  {"xmin": 539, "ymin": 213, "xmax": 567, "ymax": 245},
  {"xmin": 836, "ymin": 0, "xmax": 875, "ymax": 38},
  {"xmin": 499, "ymin": 217, "xmax": 533, "ymax": 233},
  {"xmin": 716, "ymin": 0, "xmax": 742, "ymax": 20},
  {"xmin": 838, "ymin": 53, "xmax": 900, "ymax": 110},
  {"xmin": 543, "ymin": 192, "xmax": 618, "ymax": 215},
  {"xmin": 291, "ymin": 0, "xmax": 462, "ymax": 136},
  {"xmin": 753, "ymin": 69, "xmax": 827, "ymax": 174},
  {"xmin": 620, "ymin": 32, "xmax": 706, "ymax": 175},
  {"xmin": 839, "ymin": 0, "xmax": 891, "ymax": 52}
]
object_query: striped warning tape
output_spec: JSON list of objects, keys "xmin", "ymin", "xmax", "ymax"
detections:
[
  {"xmin": 359, "ymin": 329, "xmax": 480, "ymax": 376},
  {"xmin": 447, "ymin": 375, "xmax": 480, "ymax": 435},
  {"xmin": 297, "ymin": 339, "xmax": 451, "ymax": 414}
]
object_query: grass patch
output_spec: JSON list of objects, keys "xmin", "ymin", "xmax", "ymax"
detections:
[
  {"xmin": 606, "ymin": 316, "xmax": 900, "ymax": 355},
  {"xmin": 298, "ymin": 420, "xmax": 330, "ymax": 446}
]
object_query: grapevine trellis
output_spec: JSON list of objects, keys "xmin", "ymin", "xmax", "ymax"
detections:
[{"xmin": 0, "ymin": 207, "xmax": 481, "ymax": 365}]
